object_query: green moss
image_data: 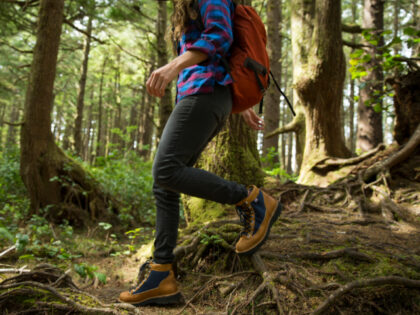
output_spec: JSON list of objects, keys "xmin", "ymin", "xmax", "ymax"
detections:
[{"xmin": 185, "ymin": 197, "xmax": 227, "ymax": 225}]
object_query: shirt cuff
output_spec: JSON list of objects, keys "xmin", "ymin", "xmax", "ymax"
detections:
[{"xmin": 188, "ymin": 38, "xmax": 217, "ymax": 58}]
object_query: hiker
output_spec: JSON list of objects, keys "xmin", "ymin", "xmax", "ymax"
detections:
[{"xmin": 119, "ymin": 0, "xmax": 282, "ymax": 306}]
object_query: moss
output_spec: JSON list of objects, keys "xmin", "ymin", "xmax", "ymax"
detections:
[{"xmin": 184, "ymin": 197, "xmax": 227, "ymax": 226}]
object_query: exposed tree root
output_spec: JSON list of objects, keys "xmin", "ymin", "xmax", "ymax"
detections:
[
  {"xmin": 0, "ymin": 265, "xmax": 141, "ymax": 314},
  {"xmin": 260, "ymin": 247, "xmax": 374, "ymax": 263},
  {"xmin": 312, "ymin": 276, "xmax": 420, "ymax": 315},
  {"xmin": 176, "ymin": 271, "xmax": 255, "ymax": 315},
  {"xmin": 363, "ymin": 124, "xmax": 420, "ymax": 182},
  {"xmin": 313, "ymin": 143, "xmax": 386, "ymax": 169}
]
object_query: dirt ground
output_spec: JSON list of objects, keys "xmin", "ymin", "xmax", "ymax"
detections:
[{"xmin": 1, "ymin": 154, "xmax": 420, "ymax": 314}]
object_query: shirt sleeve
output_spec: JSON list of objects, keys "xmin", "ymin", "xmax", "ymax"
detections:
[{"xmin": 187, "ymin": 0, "xmax": 233, "ymax": 58}]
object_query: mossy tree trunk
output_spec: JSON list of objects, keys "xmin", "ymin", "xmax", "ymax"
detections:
[
  {"xmin": 183, "ymin": 114, "xmax": 264, "ymax": 224},
  {"xmin": 20, "ymin": 0, "xmax": 118, "ymax": 225},
  {"xmin": 291, "ymin": 0, "xmax": 350, "ymax": 185}
]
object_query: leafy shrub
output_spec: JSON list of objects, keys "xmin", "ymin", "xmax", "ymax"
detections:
[
  {"xmin": 90, "ymin": 151, "xmax": 155, "ymax": 225},
  {"xmin": 0, "ymin": 147, "xmax": 29, "ymax": 245}
]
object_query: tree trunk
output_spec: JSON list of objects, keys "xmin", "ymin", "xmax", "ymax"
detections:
[
  {"xmin": 411, "ymin": 0, "xmax": 419, "ymax": 60},
  {"xmin": 291, "ymin": 0, "xmax": 350, "ymax": 185},
  {"xmin": 183, "ymin": 114, "xmax": 265, "ymax": 224},
  {"xmin": 82, "ymin": 88, "xmax": 94, "ymax": 162},
  {"xmin": 20, "ymin": 0, "xmax": 118, "ymax": 225},
  {"xmin": 6, "ymin": 105, "xmax": 20, "ymax": 148},
  {"xmin": 0, "ymin": 104, "xmax": 5, "ymax": 147},
  {"xmin": 139, "ymin": 57, "xmax": 156, "ymax": 160},
  {"xmin": 95, "ymin": 56, "xmax": 108, "ymax": 158},
  {"xmin": 156, "ymin": 0, "xmax": 172, "ymax": 142},
  {"xmin": 74, "ymin": 16, "xmax": 93, "ymax": 156},
  {"xmin": 356, "ymin": 0, "xmax": 384, "ymax": 152},
  {"xmin": 389, "ymin": 71, "xmax": 420, "ymax": 145},
  {"xmin": 262, "ymin": 0, "xmax": 282, "ymax": 162},
  {"xmin": 111, "ymin": 54, "xmax": 122, "ymax": 150},
  {"xmin": 348, "ymin": 0, "xmax": 357, "ymax": 154},
  {"xmin": 128, "ymin": 88, "xmax": 140, "ymax": 151}
]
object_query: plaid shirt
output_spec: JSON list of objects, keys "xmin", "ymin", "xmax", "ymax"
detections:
[{"xmin": 176, "ymin": 0, "xmax": 234, "ymax": 103}]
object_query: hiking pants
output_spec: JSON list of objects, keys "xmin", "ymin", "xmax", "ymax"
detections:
[{"xmin": 152, "ymin": 84, "xmax": 248, "ymax": 264}]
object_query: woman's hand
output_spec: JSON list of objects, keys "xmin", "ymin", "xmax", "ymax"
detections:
[
  {"xmin": 146, "ymin": 63, "xmax": 180, "ymax": 98},
  {"xmin": 146, "ymin": 50, "xmax": 208, "ymax": 98},
  {"xmin": 240, "ymin": 108, "xmax": 265, "ymax": 130}
]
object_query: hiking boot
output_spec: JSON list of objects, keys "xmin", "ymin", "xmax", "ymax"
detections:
[
  {"xmin": 235, "ymin": 185, "xmax": 282, "ymax": 255},
  {"xmin": 119, "ymin": 261, "xmax": 182, "ymax": 306}
]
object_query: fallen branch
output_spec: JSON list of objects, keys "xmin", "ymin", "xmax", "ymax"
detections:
[
  {"xmin": 312, "ymin": 276, "xmax": 420, "ymax": 315},
  {"xmin": 363, "ymin": 124, "xmax": 420, "ymax": 182},
  {"xmin": 0, "ymin": 246, "xmax": 16, "ymax": 258},
  {"xmin": 0, "ymin": 267, "xmax": 30, "ymax": 274}
]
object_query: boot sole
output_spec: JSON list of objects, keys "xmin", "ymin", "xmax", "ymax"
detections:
[
  {"xmin": 237, "ymin": 201, "xmax": 283, "ymax": 255},
  {"xmin": 131, "ymin": 292, "xmax": 184, "ymax": 307}
]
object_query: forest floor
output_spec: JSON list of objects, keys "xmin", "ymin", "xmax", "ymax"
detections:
[{"xmin": 1, "ymin": 151, "xmax": 420, "ymax": 314}]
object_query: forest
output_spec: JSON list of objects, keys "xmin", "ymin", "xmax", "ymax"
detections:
[{"xmin": 0, "ymin": 0, "xmax": 419, "ymax": 314}]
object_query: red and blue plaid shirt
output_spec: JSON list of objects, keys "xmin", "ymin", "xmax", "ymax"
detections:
[{"xmin": 176, "ymin": 0, "xmax": 234, "ymax": 103}]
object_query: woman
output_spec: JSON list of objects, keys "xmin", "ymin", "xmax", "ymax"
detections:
[{"xmin": 119, "ymin": 0, "xmax": 282, "ymax": 306}]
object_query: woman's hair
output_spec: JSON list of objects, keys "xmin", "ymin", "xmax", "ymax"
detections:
[
  {"xmin": 169, "ymin": 0, "xmax": 238, "ymax": 43},
  {"xmin": 169, "ymin": 0, "xmax": 198, "ymax": 44}
]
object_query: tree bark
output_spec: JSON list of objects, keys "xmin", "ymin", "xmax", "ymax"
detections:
[
  {"xmin": 356, "ymin": 0, "xmax": 384, "ymax": 152},
  {"xmin": 111, "ymin": 54, "xmax": 122, "ymax": 150},
  {"xmin": 262, "ymin": 0, "xmax": 282, "ymax": 162},
  {"xmin": 139, "ymin": 59, "xmax": 156, "ymax": 160},
  {"xmin": 20, "ymin": 0, "xmax": 118, "ymax": 224},
  {"xmin": 82, "ymin": 88, "xmax": 94, "ymax": 162},
  {"xmin": 74, "ymin": 15, "xmax": 93, "ymax": 156},
  {"xmin": 6, "ymin": 105, "xmax": 20, "ymax": 148},
  {"xmin": 156, "ymin": 0, "xmax": 172, "ymax": 142},
  {"xmin": 348, "ymin": 0, "xmax": 357, "ymax": 154},
  {"xmin": 95, "ymin": 56, "xmax": 108, "ymax": 158},
  {"xmin": 389, "ymin": 71, "xmax": 420, "ymax": 145},
  {"xmin": 291, "ymin": 0, "xmax": 350, "ymax": 185}
]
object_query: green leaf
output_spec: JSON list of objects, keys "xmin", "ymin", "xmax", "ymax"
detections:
[
  {"xmin": 95, "ymin": 272, "xmax": 107, "ymax": 284},
  {"xmin": 18, "ymin": 254, "xmax": 35, "ymax": 261},
  {"xmin": 0, "ymin": 227, "xmax": 13, "ymax": 241},
  {"xmin": 74, "ymin": 263, "xmax": 87, "ymax": 278},
  {"xmin": 373, "ymin": 103, "xmax": 382, "ymax": 113},
  {"xmin": 15, "ymin": 233, "xmax": 29, "ymax": 252},
  {"xmin": 403, "ymin": 27, "xmax": 416, "ymax": 37},
  {"xmin": 350, "ymin": 49, "xmax": 364, "ymax": 58}
]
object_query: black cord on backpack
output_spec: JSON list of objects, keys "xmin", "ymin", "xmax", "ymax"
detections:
[{"xmin": 269, "ymin": 71, "xmax": 296, "ymax": 117}]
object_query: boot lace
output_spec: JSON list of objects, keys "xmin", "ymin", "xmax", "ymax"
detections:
[
  {"xmin": 130, "ymin": 259, "xmax": 152, "ymax": 293},
  {"xmin": 236, "ymin": 202, "xmax": 255, "ymax": 236}
]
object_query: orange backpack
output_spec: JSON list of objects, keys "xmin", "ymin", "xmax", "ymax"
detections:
[{"xmin": 195, "ymin": 1, "xmax": 295, "ymax": 115}]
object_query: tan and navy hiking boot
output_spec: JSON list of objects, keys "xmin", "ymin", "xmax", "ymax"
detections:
[
  {"xmin": 119, "ymin": 261, "xmax": 182, "ymax": 306},
  {"xmin": 235, "ymin": 186, "xmax": 282, "ymax": 255}
]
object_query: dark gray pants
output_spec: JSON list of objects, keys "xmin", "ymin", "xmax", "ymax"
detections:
[{"xmin": 152, "ymin": 85, "xmax": 248, "ymax": 264}]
